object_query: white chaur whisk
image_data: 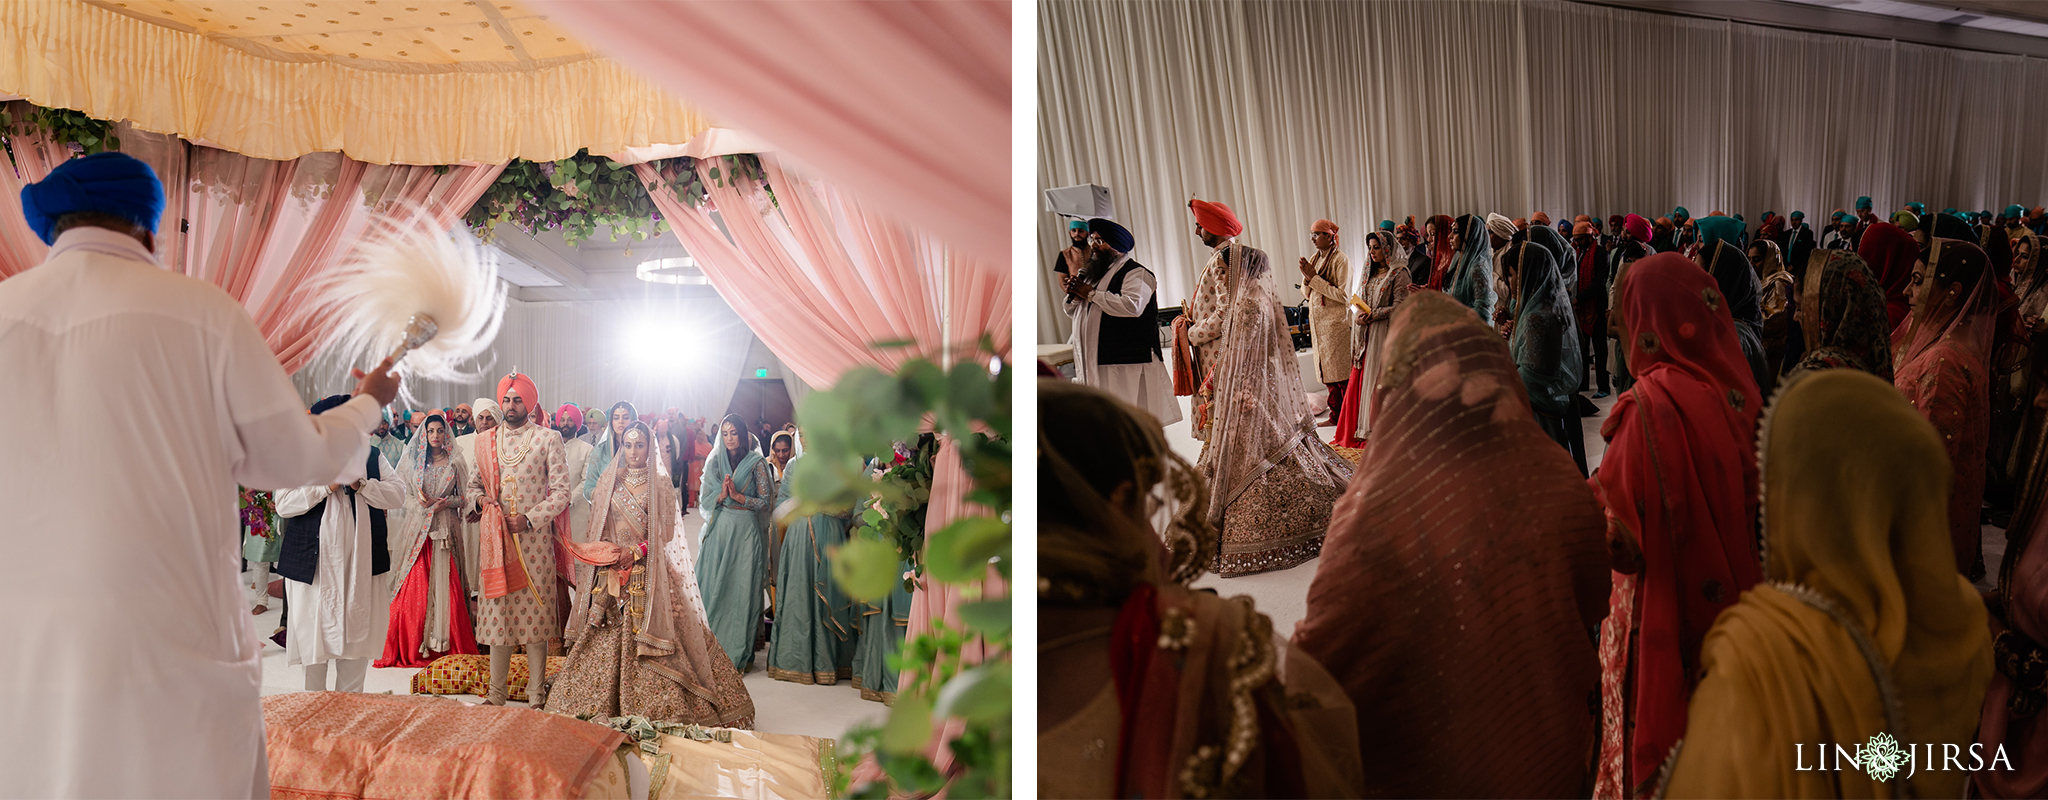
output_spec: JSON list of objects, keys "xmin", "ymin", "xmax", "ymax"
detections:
[{"xmin": 304, "ymin": 203, "xmax": 507, "ymax": 404}]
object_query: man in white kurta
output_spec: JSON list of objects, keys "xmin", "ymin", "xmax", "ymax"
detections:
[
  {"xmin": 1062, "ymin": 218, "xmax": 1181, "ymax": 427},
  {"xmin": 275, "ymin": 432, "xmax": 406, "ymax": 692},
  {"xmin": 554, "ymin": 403, "xmax": 595, "ymax": 640},
  {"xmin": 0, "ymin": 152, "xmax": 397, "ymax": 798},
  {"xmin": 452, "ymin": 398, "xmax": 499, "ymax": 602}
]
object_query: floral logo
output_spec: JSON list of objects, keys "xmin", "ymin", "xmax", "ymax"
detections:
[{"xmin": 1863, "ymin": 733, "xmax": 1905, "ymax": 783}]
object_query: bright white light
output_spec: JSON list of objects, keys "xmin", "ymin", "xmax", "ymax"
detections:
[{"xmin": 625, "ymin": 317, "xmax": 703, "ymax": 373}]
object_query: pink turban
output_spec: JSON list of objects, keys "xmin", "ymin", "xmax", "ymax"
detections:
[
  {"xmin": 1624, "ymin": 214, "xmax": 1652, "ymax": 242},
  {"xmin": 1189, "ymin": 198, "xmax": 1243, "ymax": 237},
  {"xmin": 556, "ymin": 404, "xmax": 583, "ymax": 431}
]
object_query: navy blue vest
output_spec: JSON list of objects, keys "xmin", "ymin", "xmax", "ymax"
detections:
[{"xmin": 275, "ymin": 452, "xmax": 389, "ymax": 583}]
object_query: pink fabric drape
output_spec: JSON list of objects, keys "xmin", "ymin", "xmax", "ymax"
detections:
[
  {"xmin": 636, "ymin": 153, "xmax": 1008, "ymax": 686},
  {"xmin": 0, "ymin": 116, "xmax": 78, "ymax": 278},
  {"xmin": 2, "ymin": 109, "xmax": 503, "ymax": 373},
  {"xmin": 535, "ymin": 0, "xmax": 1008, "ymax": 267},
  {"xmin": 637, "ymin": 156, "xmax": 1008, "ymax": 388}
]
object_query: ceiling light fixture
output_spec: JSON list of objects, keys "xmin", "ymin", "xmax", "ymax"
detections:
[{"xmin": 635, "ymin": 256, "xmax": 709, "ymax": 285}]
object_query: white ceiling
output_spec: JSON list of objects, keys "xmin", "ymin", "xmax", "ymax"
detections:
[
  {"xmin": 1781, "ymin": 0, "xmax": 2048, "ymax": 38},
  {"xmin": 482, "ymin": 222, "xmax": 722, "ymax": 301}
]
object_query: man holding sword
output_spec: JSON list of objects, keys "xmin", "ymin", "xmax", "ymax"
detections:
[{"xmin": 466, "ymin": 372, "xmax": 572, "ymax": 706}]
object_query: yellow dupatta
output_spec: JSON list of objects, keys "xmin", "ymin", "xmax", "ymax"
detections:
[{"xmin": 1664, "ymin": 370, "xmax": 1992, "ymax": 798}]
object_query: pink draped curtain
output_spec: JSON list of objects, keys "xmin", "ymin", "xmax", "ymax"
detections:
[
  {"xmin": 0, "ymin": 117, "xmax": 79, "ymax": 278},
  {"xmin": 634, "ymin": 153, "xmax": 1008, "ymax": 666},
  {"xmin": 1, "ymin": 107, "xmax": 503, "ymax": 373},
  {"xmin": 534, "ymin": 0, "xmax": 1009, "ymax": 267}
]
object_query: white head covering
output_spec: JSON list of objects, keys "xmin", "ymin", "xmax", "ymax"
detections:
[
  {"xmin": 471, "ymin": 397, "xmax": 500, "ymax": 424},
  {"xmin": 1486, "ymin": 213, "xmax": 1518, "ymax": 242}
]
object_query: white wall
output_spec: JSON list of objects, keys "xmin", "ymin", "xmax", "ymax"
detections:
[{"xmin": 1037, "ymin": 0, "xmax": 2048, "ymax": 342}]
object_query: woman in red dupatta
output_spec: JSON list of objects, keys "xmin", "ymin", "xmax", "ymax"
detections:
[
  {"xmin": 1858, "ymin": 220, "xmax": 1919, "ymax": 334},
  {"xmin": 1038, "ymin": 380, "xmax": 1363, "ymax": 799},
  {"xmin": 1292, "ymin": 291, "xmax": 1609, "ymax": 798},
  {"xmin": 1592, "ymin": 253, "xmax": 1763, "ymax": 799},
  {"xmin": 1895, "ymin": 237, "xmax": 2004, "ymax": 581},
  {"xmin": 1425, "ymin": 214, "xmax": 1456, "ymax": 290}
]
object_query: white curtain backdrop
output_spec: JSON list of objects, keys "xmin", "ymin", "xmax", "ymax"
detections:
[
  {"xmin": 1037, "ymin": 0, "xmax": 2048, "ymax": 342},
  {"xmin": 294, "ymin": 292, "xmax": 760, "ymax": 420}
]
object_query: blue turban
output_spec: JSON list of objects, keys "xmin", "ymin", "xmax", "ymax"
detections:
[
  {"xmin": 1790, "ymin": 210, "xmax": 1805, "ymax": 220},
  {"xmin": 1067, "ymin": 219, "xmax": 1088, "ymax": 230},
  {"xmin": 1087, "ymin": 218, "xmax": 1134, "ymax": 253},
  {"xmin": 1855, "ymin": 196, "xmax": 1873, "ymax": 210},
  {"xmin": 310, "ymin": 394, "xmax": 352, "ymax": 414},
  {"xmin": 20, "ymin": 152, "xmax": 165, "ymax": 245},
  {"xmin": 1672, "ymin": 206, "xmax": 1690, "ymax": 220},
  {"xmin": 1906, "ymin": 202, "xmax": 1926, "ymax": 216},
  {"xmin": 1379, "ymin": 219, "xmax": 1395, "ymax": 231}
]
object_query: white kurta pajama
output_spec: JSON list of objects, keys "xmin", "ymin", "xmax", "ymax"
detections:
[
  {"xmin": 1064, "ymin": 254, "xmax": 1182, "ymax": 426},
  {"xmin": 0, "ymin": 228, "xmax": 382, "ymax": 798},
  {"xmin": 560, "ymin": 434, "xmax": 596, "ymax": 625},
  {"xmin": 453, "ymin": 430, "xmax": 484, "ymax": 597},
  {"xmin": 275, "ymin": 461, "xmax": 405, "ymax": 689}
]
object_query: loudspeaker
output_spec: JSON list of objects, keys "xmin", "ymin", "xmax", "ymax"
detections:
[{"xmin": 1044, "ymin": 184, "xmax": 1115, "ymax": 219}]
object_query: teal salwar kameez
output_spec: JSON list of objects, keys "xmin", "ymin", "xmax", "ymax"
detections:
[
  {"xmin": 697, "ymin": 443, "xmax": 774, "ymax": 671},
  {"xmin": 851, "ymin": 560, "xmax": 912, "ymax": 704},
  {"xmin": 765, "ymin": 456, "xmax": 859, "ymax": 684}
]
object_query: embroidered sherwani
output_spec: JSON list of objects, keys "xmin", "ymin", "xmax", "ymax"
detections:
[
  {"xmin": 466, "ymin": 423, "xmax": 571, "ymax": 645},
  {"xmin": 1303, "ymin": 248, "xmax": 1352, "ymax": 384}
]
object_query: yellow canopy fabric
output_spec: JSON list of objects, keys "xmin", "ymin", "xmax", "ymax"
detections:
[{"xmin": 0, "ymin": 0, "xmax": 714, "ymax": 165}]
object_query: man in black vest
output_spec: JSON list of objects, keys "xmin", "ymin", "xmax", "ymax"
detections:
[
  {"xmin": 1063, "ymin": 218, "xmax": 1182, "ymax": 426},
  {"xmin": 276, "ymin": 394, "xmax": 407, "ymax": 692}
]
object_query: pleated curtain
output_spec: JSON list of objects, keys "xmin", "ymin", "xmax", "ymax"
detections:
[
  {"xmin": 1037, "ymin": 0, "xmax": 2048, "ymax": 342},
  {"xmin": 1, "ymin": 104, "xmax": 506, "ymax": 372}
]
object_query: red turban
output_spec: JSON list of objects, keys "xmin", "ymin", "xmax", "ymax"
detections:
[
  {"xmin": 1189, "ymin": 198, "xmax": 1242, "ymax": 237},
  {"xmin": 556, "ymin": 403, "xmax": 582, "ymax": 430},
  {"xmin": 496, "ymin": 373, "xmax": 539, "ymax": 415},
  {"xmin": 1624, "ymin": 213, "xmax": 1652, "ymax": 243}
]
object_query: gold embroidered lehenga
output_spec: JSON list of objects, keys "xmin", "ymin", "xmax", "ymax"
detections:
[
  {"xmin": 1194, "ymin": 245, "xmax": 1354, "ymax": 576},
  {"xmin": 543, "ymin": 422, "xmax": 754, "ymax": 728}
]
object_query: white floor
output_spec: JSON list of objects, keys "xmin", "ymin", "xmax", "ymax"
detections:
[
  {"xmin": 250, "ymin": 506, "xmax": 886, "ymax": 741},
  {"xmin": 1169, "ymin": 369, "xmax": 2008, "ymax": 640}
]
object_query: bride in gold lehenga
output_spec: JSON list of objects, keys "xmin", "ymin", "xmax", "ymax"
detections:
[
  {"xmin": 1193, "ymin": 242, "xmax": 1354, "ymax": 577},
  {"xmin": 543, "ymin": 420, "xmax": 754, "ymax": 727}
]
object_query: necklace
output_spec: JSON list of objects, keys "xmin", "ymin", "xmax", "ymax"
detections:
[
  {"xmin": 497, "ymin": 424, "xmax": 538, "ymax": 468},
  {"xmin": 624, "ymin": 467, "xmax": 650, "ymax": 488}
]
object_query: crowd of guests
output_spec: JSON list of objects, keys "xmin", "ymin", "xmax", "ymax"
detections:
[
  {"xmin": 238, "ymin": 376, "xmax": 897, "ymax": 725},
  {"xmin": 1046, "ymin": 192, "xmax": 2048, "ymax": 797}
]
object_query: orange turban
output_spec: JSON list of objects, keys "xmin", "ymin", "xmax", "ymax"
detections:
[
  {"xmin": 1572, "ymin": 221, "xmax": 1596, "ymax": 236},
  {"xmin": 496, "ymin": 372, "xmax": 539, "ymax": 414},
  {"xmin": 1312, "ymin": 218, "xmax": 1339, "ymax": 245},
  {"xmin": 1189, "ymin": 198, "xmax": 1242, "ymax": 237},
  {"xmin": 1531, "ymin": 212, "xmax": 1552, "ymax": 226},
  {"xmin": 1574, "ymin": 214, "xmax": 1592, "ymax": 225}
]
